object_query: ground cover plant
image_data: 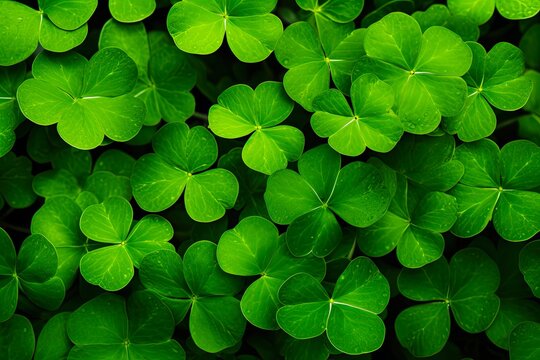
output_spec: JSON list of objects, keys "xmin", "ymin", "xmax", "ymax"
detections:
[{"xmin": 1, "ymin": 0, "xmax": 540, "ymax": 359}]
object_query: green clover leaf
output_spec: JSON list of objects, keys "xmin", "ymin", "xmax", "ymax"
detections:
[
  {"xmin": 167, "ymin": 0, "xmax": 283, "ymax": 63},
  {"xmin": 0, "ymin": 63, "xmax": 26, "ymax": 157},
  {"xmin": 311, "ymin": 73, "xmax": 403, "ymax": 156},
  {"xmin": 0, "ymin": 0, "xmax": 95, "ymax": 66},
  {"xmin": 264, "ymin": 144, "xmax": 392, "ymax": 257},
  {"xmin": 216, "ymin": 216, "xmax": 326, "ymax": 329},
  {"xmin": 358, "ymin": 174, "xmax": 458, "ymax": 268},
  {"xmin": 209, "ymin": 81, "xmax": 303, "ymax": 175},
  {"xmin": 519, "ymin": 240, "xmax": 540, "ymax": 297},
  {"xmin": 34, "ymin": 312, "xmax": 72, "ymax": 360},
  {"xmin": 353, "ymin": 12, "xmax": 472, "ymax": 134},
  {"xmin": 109, "ymin": 0, "xmax": 156, "ymax": 23},
  {"xmin": 67, "ymin": 291, "xmax": 185, "ymax": 359},
  {"xmin": 0, "ymin": 152, "xmax": 36, "ymax": 209},
  {"xmin": 412, "ymin": 4, "xmax": 480, "ymax": 41},
  {"xmin": 295, "ymin": 0, "xmax": 364, "ymax": 23},
  {"xmin": 139, "ymin": 241, "xmax": 246, "ymax": 353},
  {"xmin": 275, "ymin": 21, "xmax": 365, "ymax": 110},
  {"xmin": 99, "ymin": 21, "xmax": 197, "ymax": 125},
  {"xmin": 379, "ymin": 133, "xmax": 464, "ymax": 191},
  {"xmin": 276, "ymin": 257, "xmax": 390, "ymax": 354},
  {"xmin": 450, "ymin": 139, "xmax": 540, "ymax": 241},
  {"xmin": 509, "ymin": 321, "xmax": 540, "ymax": 360},
  {"xmin": 31, "ymin": 196, "xmax": 98, "ymax": 288},
  {"xmin": 79, "ymin": 197, "xmax": 175, "ymax": 291},
  {"xmin": 17, "ymin": 48, "xmax": 145, "ymax": 149},
  {"xmin": 445, "ymin": 42, "xmax": 533, "ymax": 142},
  {"xmin": 131, "ymin": 122, "xmax": 239, "ymax": 222},
  {"xmin": 0, "ymin": 315, "xmax": 35, "ymax": 360},
  {"xmin": 0, "ymin": 228, "xmax": 65, "ymax": 322},
  {"xmin": 395, "ymin": 248, "xmax": 500, "ymax": 357},
  {"xmin": 448, "ymin": 0, "xmax": 540, "ymax": 22}
]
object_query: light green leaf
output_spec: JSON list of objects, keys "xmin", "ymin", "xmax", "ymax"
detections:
[
  {"xmin": 80, "ymin": 197, "xmax": 133, "ymax": 244},
  {"xmin": 448, "ymin": 0, "xmax": 495, "ymax": 25},
  {"xmin": 39, "ymin": 0, "xmax": 97, "ymax": 30},
  {"xmin": 109, "ymin": 0, "xmax": 156, "ymax": 22},
  {"xmin": 79, "ymin": 246, "xmax": 134, "ymax": 291},
  {"xmin": 496, "ymin": 0, "xmax": 540, "ymax": 20}
]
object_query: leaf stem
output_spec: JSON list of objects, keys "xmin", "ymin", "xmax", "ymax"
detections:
[
  {"xmin": 0, "ymin": 221, "xmax": 30, "ymax": 234},
  {"xmin": 192, "ymin": 111, "xmax": 209, "ymax": 121}
]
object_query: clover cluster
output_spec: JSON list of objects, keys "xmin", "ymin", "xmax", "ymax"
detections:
[{"xmin": 0, "ymin": 0, "xmax": 539, "ymax": 359}]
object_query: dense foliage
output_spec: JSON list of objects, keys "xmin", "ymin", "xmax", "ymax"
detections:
[{"xmin": 1, "ymin": 0, "xmax": 540, "ymax": 359}]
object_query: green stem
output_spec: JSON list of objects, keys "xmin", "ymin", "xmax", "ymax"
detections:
[
  {"xmin": 0, "ymin": 221, "xmax": 30, "ymax": 234},
  {"xmin": 192, "ymin": 111, "xmax": 209, "ymax": 121}
]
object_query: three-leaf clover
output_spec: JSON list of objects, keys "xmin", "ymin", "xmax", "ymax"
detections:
[
  {"xmin": 17, "ymin": 48, "xmax": 146, "ymax": 149},
  {"xmin": 99, "ymin": 21, "xmax": 197, "ymax": 125},
  {"xmin": 449, "ymin": 139, "xmax": 540, "ymax": 241},
  {"xmin": 379, "ymin": 133, "xmax": 464, "ymax": 192},
  {"xmin": 167, "ymin": 0, "xmax": 283, "ymax": 63},
  {"xmin": 311, "ymin": 73, "xmax": 403, "ymax": 156},
  {"xmin": 209, "ymin": 81, "xmax": 303, "ymax": 174},
  {"xmin": 264, "ymin": 144, "xmax": 392, "ymax": 257},
  {"xmin": 216, "ymin": 216, "xmax": 326, "ymax": 329},
  {"xmin": 139, "ymin": 241, "xmax": 246, "ymax": 353},
  {"xmin": 0, "ymin": 64, "xmax": 25, "ymax": 157},
  {"xmin": 0, "ymin": 0, "xmax": 96, "ymax": 66},
  {"xmin": 131, "ymin": 122, "xmax": 239, "ymax": 222},
  {"xmin": 353, "ymin": 12, "xmax": 472, "ymax": 134},
  {"xmin": 276, "ymin": 257, "xmax": 390, "ymax": 354},
  {"xmin": 520, "ymin": 240, "xmax": 540, "ymax": 297},
  {"xmin": 444, "ymin": 42, "xmax": 533, "ymax": 142},
  {"xmin": 395, "ymin": 248, "xmax": 500, "ymax": 357},
  {"xmin": 67, "ymin": 292, "xmax": 185, "ymax": 359},
  {"xmin": 0, "ymin": 228, "xmax": 65, "ymax": 322},
  {"xmin": 79, "ymin": 197, "xmax": 175, "ymax": 291},
  {"xmin": 358, "ymin": 174, "xmax": 458, "ymax": 268},
  {"xmin": 275, "ymin": 21, "xmax": 365, "ymax": 110}
]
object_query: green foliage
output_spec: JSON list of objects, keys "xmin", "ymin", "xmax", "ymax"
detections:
[{"xmin": 0, "ymin": 1, "xmax": 539, "ymax": 359}]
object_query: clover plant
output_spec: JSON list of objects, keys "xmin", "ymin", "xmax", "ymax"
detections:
[{"xmin": 1, "ymin": 1, "xmax": 540, "ymax": 359}]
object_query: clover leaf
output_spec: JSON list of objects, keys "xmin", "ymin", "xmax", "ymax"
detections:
[
  {"xmin": 449, "ymin": 0, "xmax": 540, "ymax": 21},
  {"xmin": 79, "ymin": 197, "xmax": 175, "ymax": 291},
  {"xmin": 131, "ymin": 122, "xmax": 239, "ymax": 222},
  {"xmin": 520, "ymin": 24, "xmax": 540, "ymax": 70},
  {"xmin": 67, "ymin": 291, "xmax": 185, "ymax": 359},
  {"xmin": 380, "ymin": 133, "xmax": 464, "ymax": 191},
  {"xmin": 519, "ymin": 240, "xmax": 540, "ymax": 297},
  {"xmin": 0, "ymin": 63, "xmax": 25, "ymax": 157},
  {"xmin": 139, "ymin": 241, "xmax": 246, "ymax": 353},
  {"xmin": 99, "ymin": 21, "xmax": 196, "ymax": 125},
  {"xmin": 276, "ymin": 257, "xmax": 390, "ymax": 354},
  {"xmin": 264, "ymin": 144, "xmax": 392, "ymax": 257},
  {"xmin": 295, "ymin": 0, "xmax": 364, "ymax": 23},
  {"xmin": 32, "ymin": 149, "xmax": 133, "ymax": 206},
  {"xmin": 275, "ymin": 21, "xmax": 365, "ymax": 110},
  {"xmin": 311, "ymin": 73, "xmax": 403, "ymax": 156},
  {"xmin": 167, "ymin": 0, "xmax": 283, "ymax": 63},
  {"xmin": 509, "ymin": 321, "xmax": 540, "ymax": 360},
  {"xmin": 109, "ymin": 0, "xmax": 156, "ymax": 22},
  {"xmin": 31, "ymin": 196, "xmax": 97, "ymax": 288},
  {"xmin": 445, "ymin": 42, "xmax": 533, "ymax": 142},
  {"xmin": 0, "ymin": 315, "xmax": 35, "ymax": 360},
  {"xmin": 34, "ymin": 312, "xmax": 71, "ymax": 360},
  {"xmin": 0, "ymin": 152, "xmax": 36, "ymax": 209},
  {"xmin": 17, "ymin": 48, "xmax": 145, "ymax": 149},
  {"xmin": 412, "ymin": 4, "xmax": 480, "ymax": 41},
  {"xmin": 450, "ymin": 139, "xmax": 540, "ymax": 241},
  {"xmin": 0, "ymin": 0, "xmax": 95, "ymax": 66},
  {"xmin": 216, "ymin": 216, "xmax": 326, "ymax": 329},
  {"xmin": 209, "ymin": 81, "xmax": 303, "ymax": 174},
  {"xmin": 0, "ymin": 228, "xmax": 65, "ymax": 322},
  {"xmin": 395, "ymin": 248, "xmax": 500, "ymax": 357},
  {"xmin": 358, "ymin": 174, "xmax": 458, "ymax": 268},
  {"xmin": 353, "ymin": 12, "xmax": 472, "ymax": 134}
]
